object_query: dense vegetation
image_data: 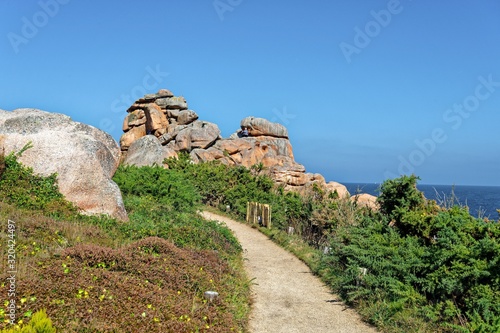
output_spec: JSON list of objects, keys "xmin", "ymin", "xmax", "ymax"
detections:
[
  {"xmin": 167, "ymin": 156, "xmax": 500, "ymax": 333},
  {"xmin": 0, "ymin": 152, "xmax": 250, "ymax": 332},
  {"xmin": 1, "ymin": 148, "xmax": 499, "ymax": 332},
  {"xmin": 321, "ymin": 175, "xmax": 500, "ymax": 332},
  {"xmin": 166, "ymin": 153, "xmax": 329, "ymax": 245}
]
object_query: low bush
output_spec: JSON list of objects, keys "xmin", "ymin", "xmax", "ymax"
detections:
[
  {"xmin": 166, "ymin": 153, "xmax": 315, "ymax": 235},
  {"xmin": 0, "ymin": 309, "xmax": 55, "ymax": 333},
  {"xmin": 0, "ymin": 152, "xmax": 250, "ymax": 332},
  {"xmin": 166, "ymin": 155, "xmax": 500, "ymax": 332},
  {"xmin": 319, "ymin": 176, "xmax": 500, "ymax": 332},
  {"xmin": 0, "ymin": 152, "xmax": 76, "ymax": 216}
]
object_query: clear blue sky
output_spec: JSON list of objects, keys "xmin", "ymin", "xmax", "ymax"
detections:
[{"xmin": 1, "ymin": 0, "xmax": 499, "ymax": 186}]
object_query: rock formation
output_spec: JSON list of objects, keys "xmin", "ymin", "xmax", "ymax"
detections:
[
  {"xmin": 120, "ymin": 89, "xmax": 220, "ymax": 166},
  {"xmin": 123, "ymin": 135, "xmax": 177, "ymax": 167},
  {"xmin": 0, "ymin": 108, "xmax": 128, "ymax": 221},
  {"xmin": 351, "ymin": 193, "xmax": 379, "ymax": 210},
  {"xmin": 119, "ymin": 89, "xmax": 378, "ymax": 206}
]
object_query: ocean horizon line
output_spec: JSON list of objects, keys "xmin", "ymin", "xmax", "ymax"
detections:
[{"xmin": 338, "ymin": 181, "xmax": 500, "ymax": 188}]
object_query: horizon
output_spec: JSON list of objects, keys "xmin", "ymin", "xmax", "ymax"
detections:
[
  {"xmin": 1, "ymin": 1, "xmax": 499, "ymax": 186},
  {"xmin": 341, "ymin": 181, "xmax": 500, "ymax": 188}
]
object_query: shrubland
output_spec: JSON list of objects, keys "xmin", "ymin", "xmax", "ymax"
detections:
[
  {"xmin": 168, "ymin": 155, "xmax": 500, "ymax": 333},
  {"xmin": 2, "ymin": 147, "xmax": 499, "ymax": 332},
  {"xmin": 0, "ymin": 152, "xmax": 250, "ymax": 332}
]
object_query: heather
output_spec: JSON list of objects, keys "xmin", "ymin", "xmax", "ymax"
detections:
[{"xmin": 0, "ymin": 153, "xmax": 249, "ymax": 332}]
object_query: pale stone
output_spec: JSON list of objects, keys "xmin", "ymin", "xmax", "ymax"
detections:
[{"xmin": 0, "ymin": 108, "xmax": 128, "ymax": 221}]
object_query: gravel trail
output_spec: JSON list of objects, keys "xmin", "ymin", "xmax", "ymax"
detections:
[{"xmin": 201, "ymin": 211, "xmax": 378, "ymax": 333}]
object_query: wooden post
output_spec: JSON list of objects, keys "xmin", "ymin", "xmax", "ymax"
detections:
[
  {"xmin": 246, "ymin": 202, "xmax": 272, "ymax": 229},
  {"xmin": 246, "ymin": 202, "xmax": 250, "ymax": 224}
]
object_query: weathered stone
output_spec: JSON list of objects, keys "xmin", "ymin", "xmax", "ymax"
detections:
[
  {"xmin": 123, "ymin": 135, "xmax": 177, "ymax": 167},
  {"xmin": 138, "ymin": 94, "xmax": 157, "ymax": 103},
  {"xmin": 166, "ymin": 124, "xmax": 187, "ymax": 137},
  {"xmin": 325, "ymin": 181, "xmax": 350, "ymax": 198},
  {"xmin": 155, "ymin": 96, "xmax": 188, "ymax": 110},
  {"xmin": 236, "ymin": 143, "xmax": 264, "ymax": 167},
  {"xmin": 158, "ymin": 133, "xmax": 174, "ymax": 145},
  {"xmin": 144, "ymin": 103, "xmax": 168, "ymax": 132},
  {"xmin": 175, "ymin": 121, "xmax": 220, "ymax": 152},
  {"xmin": 166, "ymin": 109, "xmax": 181, "ymax": 118},
  {"xmin": 351, "ymin": 193, "xmax": 379, "ymax": 210},
  {"xmin": 241, "ymin": 116, "xmax": 288, "ymax": 138},
  {"xmin": 120, "ymin": 124, "xmax": 146, "ymax": 149},
  {"xmin": 156, "ymin": 89, "xmax": 174, "ymax": 98},
  {"xmin": 125, "ymin": 109, "xmax": 146, "ymax": 128},
  {"xmin": 0, "ymin": 108, "xmax": 128, "ymax": 221},
  {"xmin": 227, "ymin": 152, "xmax": 242, "ymax": 165},
  {"xmin": 270, "ymin": 163, "xmax": 309, "ymax": 186},
  {"xmin": 190, "ymin": 147, "xmax": 225, "ymax": 163},
  {"xmin": 177, "ymin": 110, "xmax": 198, "ymax": 125},
  {"xmin": 117, "ymin": 90, "xmax": 368, "ymax": 200},
  {"xmin": 214, "ymin": 139, "xmax": 253, "ymax": 155},
  {"xmin": 122, "ymin": 116, "xmax": 130, "ymax": 132},
  {"xmin": 127, "ymin": 103, "xmax": 144, "ymax": 113}
]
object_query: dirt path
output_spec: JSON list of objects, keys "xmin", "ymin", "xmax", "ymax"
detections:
[{"xmin": 201, "ymin": 211, "xmax": 378, "ymax": 333}]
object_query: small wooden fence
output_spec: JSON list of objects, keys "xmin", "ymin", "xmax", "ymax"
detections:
[{"xmin": 246, "ymin": 202, "xmax": 271, "ymax": 228}]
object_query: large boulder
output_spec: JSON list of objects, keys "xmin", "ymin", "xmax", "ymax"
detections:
[
  {"xmin": 155, "ymin": 96, "xmax": 188, "ymax": 110},
  {"xmin": 120, "ymin": 124, "xmax": 146, "ymax": 150},
  {"xmin": 144, "ymin": 103, "xmax": 168, "ymax": 132},
  {"xmin": 325, "ymin": 181, "xmax": 350, "ymax": 198},
  {"xmin": 211, "ymin": 137, "xmax": 295, "ymax": 168},
  {"xmin": 123, "ymin": 109, "xmax": 146, "ymax": 131},
  {"xmin": 122, "ymin": 135, "xmax": 177, "ymax": 167},
  {"xmin": 0, "ymin": 108, "xmax": 128, "ymax": 221},
  {"xmin": 351, "ymin": 193, "xmax": 379, "ymax": 210},
  {"xmin": 177, "ymin": 110, "xmax": 198, "ymax": 125},
  {"xmin": 270, "ymin": 164, "xmax": 309, "ymax": 186},
  {"xmin": 175, "ymin": 121, "xmax": 220, "ymax": 152},
  {"xmin": 240, "ymin": 117, "xmax": 288, "ymax": 138}
]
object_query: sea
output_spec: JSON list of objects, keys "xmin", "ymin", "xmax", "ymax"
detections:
[{"xmin": 343, "ymin": 183, "xmax": 500, "ymax": 220}]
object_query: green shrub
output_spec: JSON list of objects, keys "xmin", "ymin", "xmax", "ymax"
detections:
[
  {"xmin": 377, "ymin": 174, "xmax": 425, "ymax": 223},
  {"xmin": 0, "ymin": 151, "xmax": 250, "ymax": 332},
  {"xmin": 113, "ymin": 164, "xmax": 200, "ymax": 213},
  {"xmin": 320, "ymin": 176, "xmax": 500, "ymax": 332},
  {"xmin": 0, "ymin": 152, "xmax": 76, "ymax": 216},
  {"xmin": 1, "ymin": 309, "xmax": 55, "ymax": 333},
  {"xmin": 165, "ymin": 153, "xmax": 314, "ymax": 234},
  {"xmin": 113, "ymin": 165, "xmax": 241, "ymax": 256}
]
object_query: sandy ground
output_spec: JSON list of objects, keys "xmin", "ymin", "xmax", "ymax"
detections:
[{"xmin": 201, "ymin": 211, "xmax": 378, "ymax": 333}]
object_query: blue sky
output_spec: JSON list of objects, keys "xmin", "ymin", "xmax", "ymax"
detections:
[{"xmin": 1, "ymin": 0, "xmax": 499, "ymax": 186}]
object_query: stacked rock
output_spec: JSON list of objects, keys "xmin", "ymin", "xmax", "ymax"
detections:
[
  {"xmin": 120, "ymin": 89, "xmax": 221, "ymax": 165},
  {"xmin": 118, "ymin": 89, "xmax": 377, "ymax": 208}
]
